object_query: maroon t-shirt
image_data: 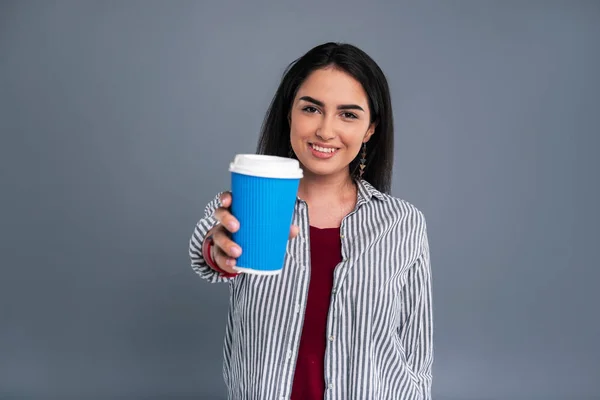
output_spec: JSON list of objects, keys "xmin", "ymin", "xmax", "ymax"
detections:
[{"xmin": 290, "ymin": 226, "xmax": 342, "ymax": 400}]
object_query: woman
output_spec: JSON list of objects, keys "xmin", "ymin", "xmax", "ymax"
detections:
[{"xmin": 189, "ymin": 42, "xmax": 433, "ymax": 400}]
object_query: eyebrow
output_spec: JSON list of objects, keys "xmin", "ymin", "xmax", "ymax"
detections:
[{"xmin": 298, "ymin": 96, "xmax": 365, "ymax": 112}]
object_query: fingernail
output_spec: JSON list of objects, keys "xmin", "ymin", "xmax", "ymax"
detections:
[
  {"xmin": 230, "ymin": 246, "xmax": 241, "ymax": 257},
  {"xmin": 228, "ymin": 221, "xmax": 238, "ymax": 230},
  {"xmin": 226, "ymin": 258, "xmax": 235, "ymax": 266}
]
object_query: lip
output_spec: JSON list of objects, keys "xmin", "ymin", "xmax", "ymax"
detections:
[
  {"xmin": 309, "ymin": 142, "xmax": 339, "ymax": 149},
  {"xmin": 308, "ymin": 142, "xmax": 339, "ymax": 159}
]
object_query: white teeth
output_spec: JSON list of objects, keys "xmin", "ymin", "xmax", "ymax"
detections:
[{"xmin": 311, "ymin": 144, "xmax": 336, "ymax": 153}]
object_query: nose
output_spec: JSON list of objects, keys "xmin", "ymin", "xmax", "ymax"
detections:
[{"xmin": 316, "ymin": 116, "xmax": 336, "ymax": 141}]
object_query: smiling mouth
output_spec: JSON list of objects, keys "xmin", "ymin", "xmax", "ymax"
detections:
[{"xmin": 309, "ymin": 143, "xmax": 339, "ymax": 154}]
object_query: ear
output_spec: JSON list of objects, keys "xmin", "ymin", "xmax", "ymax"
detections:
[{"xmin": 363, "ymin": 121, "xmax": 377, "ymax": 143}]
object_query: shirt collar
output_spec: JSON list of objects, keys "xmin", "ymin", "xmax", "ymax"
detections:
[
  {"xmin": 356, "ymin": 179, "xmax": 387, "ymax": 206},
  {"xmin": 295, "ymin": 179, "xmax": 387, "ymax": 206}
]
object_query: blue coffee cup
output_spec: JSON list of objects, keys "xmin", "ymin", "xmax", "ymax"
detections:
[{"xmin": 229, "ymin": 154, "xmax": 303, "ymax": 275}]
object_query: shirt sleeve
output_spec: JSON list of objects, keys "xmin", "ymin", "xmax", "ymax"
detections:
[
  {"xmin": 188, "ymin": 191, "xmax": 237, "ymax": 284},
  {"xmin": 399, "ymin": 219, "xmax": 434, "ymax": 400}
]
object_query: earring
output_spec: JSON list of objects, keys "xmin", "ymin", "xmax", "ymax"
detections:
[{"xmin": 359, "ymin": 143, "xmax": 367, "ymax": 178}]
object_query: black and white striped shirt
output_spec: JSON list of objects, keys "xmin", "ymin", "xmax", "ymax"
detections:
[{"xmin": 189, "ymin": 180, "xmax": 433, "ymax": 400}]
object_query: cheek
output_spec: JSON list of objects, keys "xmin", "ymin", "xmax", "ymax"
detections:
[
  {"xmin": 290, "ymin": 115, "xmax": 315, "ymax": 139},
  {"xmin": 341, "ymin": 125, "xmax": 370, "ymax": 146}
]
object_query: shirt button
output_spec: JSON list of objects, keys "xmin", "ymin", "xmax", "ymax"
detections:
[
  {"xmin": 328, "ymin": 383, "xmax": 334, "ymax": 389},
  {"xmin": 286, "ymin": 350, "xmax": 292, "ymax": 359},
  {"xmin": 295, "ymin": 304, "xmax": 300, "ymax": 313},
  {"xmin": 340, "ymin": 234, "xmax": 345, "ymax": 239},
  {"xmin": 328, "ymin": 335, "xmax": 335, "ymax": 342},
  {"xmin": 332, "ymin": 288, "xmax": 337, "ymax": 295}
]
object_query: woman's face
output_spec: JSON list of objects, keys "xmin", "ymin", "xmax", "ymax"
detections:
[{"xmin": 289, "ymin": 67, "xmax": 376, "ymax": 180}]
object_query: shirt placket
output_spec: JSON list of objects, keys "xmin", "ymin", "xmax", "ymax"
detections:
[
  {"xmin": 280, "ymin": 200, "xmax": 312, "ymax": 399},
  {"xmin": 323, "ymin": 201, "xmax": 364, "ymax": 399},
  {"xmin": 324, "ymin": 226, "xmax": 344, "ymax": 399}
]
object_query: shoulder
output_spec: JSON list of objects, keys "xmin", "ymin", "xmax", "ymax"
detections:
[
  {"xmin": 381, "ymin": 193, "xmax": 425, "ymax": 219},
  {"xmin": 358, "ymin": 179, "xmax": 427, "ymax": 236},
  {"xmin": 380, "ymin": 194, "xmax": 427, "ymax": 231}
]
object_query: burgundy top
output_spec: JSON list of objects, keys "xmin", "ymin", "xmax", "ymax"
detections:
[{"xmin": 291, "ymin": 226, "xmax": 342, "ymax": 400}]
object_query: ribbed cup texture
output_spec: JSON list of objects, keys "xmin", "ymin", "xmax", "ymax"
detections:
[{"xmin": 230, "ymin": 173, "xmax": 300, "ymax": 272}]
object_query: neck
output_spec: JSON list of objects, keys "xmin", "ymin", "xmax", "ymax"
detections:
[{"xmin": 297, "ymin": 169, "xmax": 357, "ymax": 205}]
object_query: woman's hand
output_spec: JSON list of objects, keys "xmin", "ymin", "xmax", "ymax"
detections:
[{"xmin": 205, "ymin": 192, "xmax": 299, "ymax": 274}]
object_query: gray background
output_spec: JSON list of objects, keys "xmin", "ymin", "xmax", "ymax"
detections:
[{"xmin": 1, "ymin": 1, "xmax": 599, "ymax": 399}]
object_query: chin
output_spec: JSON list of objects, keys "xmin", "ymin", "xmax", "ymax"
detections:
[{"xmin": 299, "ymin": 160, "xmax": 347, "ymax": 178}]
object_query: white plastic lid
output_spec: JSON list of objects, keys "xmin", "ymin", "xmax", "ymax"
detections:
[{"xmin": 229, "ymin": 154, "xmax": 303, "ymax": 179}]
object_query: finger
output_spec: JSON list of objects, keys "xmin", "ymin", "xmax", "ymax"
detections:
[
  {"xmin": 289, "ymin": 224, "xmax": 299, "ymax": 239},
  {"xmin": 213, "ymin": 227, "xmax": 243, "ymax": 259},
  {"xmin": 212, "ymin": 245, "xmax": 238, "ymax": 274},
  {"xmin": 219, "ymin": 192, "xmax": 232, "ymax": 208},
  {"xmin": 214, "ymin": 208, "xmax": 240, "ymax": 233}
]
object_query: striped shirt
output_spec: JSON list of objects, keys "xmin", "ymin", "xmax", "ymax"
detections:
[{"xmin": 189, "ymin": 179, "xmax": 433, "ymax": 400}]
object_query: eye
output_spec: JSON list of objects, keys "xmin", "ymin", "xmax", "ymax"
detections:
[
  {"xmin": 302, "ymin": 106, "xmax": 319, "ymax": 114},
  {"xmin": 342, "ymin": 112, "xmax": 358, "ymax": 119}
]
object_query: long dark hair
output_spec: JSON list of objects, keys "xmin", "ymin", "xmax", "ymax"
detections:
[{"xmin": 256, "ymin": 42, "xmax": 394, "ymax": 194}]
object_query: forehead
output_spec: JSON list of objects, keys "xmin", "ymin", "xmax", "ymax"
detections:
[{"xmin": 295, "ymin": 67, "xmax": 369, "ymax": 106}]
